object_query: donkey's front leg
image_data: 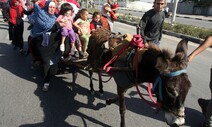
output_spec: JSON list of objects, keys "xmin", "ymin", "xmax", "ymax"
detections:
[
  {"xmin": 118, "ymin": 86, "xmax": 127, "ymax": 127},
  {"xmin": 88, "ymin": 70, "xmax": 95, "ymax": 95},
  {"xmin": 98, "ymin": 71, "xmax": 104, "ymax": 96}
]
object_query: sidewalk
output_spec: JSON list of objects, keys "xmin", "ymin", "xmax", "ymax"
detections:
[{"xmin": 119, "ymin": 7, "xmax": 212, "ymax": 22}]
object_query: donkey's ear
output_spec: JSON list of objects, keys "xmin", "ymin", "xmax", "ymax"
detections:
[
  {"xmin": 155, "ymin": 54, "xmax": 169, "ymax": 73},
  {"xmin": 175, "ymin": 38, "xmax": 188, "ymax": 57}
]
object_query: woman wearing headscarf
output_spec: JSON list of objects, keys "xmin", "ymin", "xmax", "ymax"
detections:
[
  {"xmin": 29, "ymin": 0, "xmax": 66, "ymax": 91},
  {"xmin": 100, "ymin": 3, "xmax": 117, "ymax": 32},
  {"xmin": 9, "ymin": 0, "xmax": 32, "ymax": 53}
]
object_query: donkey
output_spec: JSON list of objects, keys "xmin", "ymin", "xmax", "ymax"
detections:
[
  {"xmin": 86, "ymin": 28, "xmax": 122, "ymax": 96},
  {"xmin": 86, "ymin": 28, "xmax": 191, "ymax": 126}
]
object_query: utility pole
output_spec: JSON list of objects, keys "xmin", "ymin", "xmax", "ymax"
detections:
[
  {"xmin": 171, "ymin": 0, "xmax": 179, "ymax": 25},
  {"xmin": 86, "ymin": 0, "xmax": 88, "ymax": 8}
]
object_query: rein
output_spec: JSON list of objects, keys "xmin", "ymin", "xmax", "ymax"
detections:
[{"xmin": 103, "ymin": 35, "xmax": 144, "ymax": 72}]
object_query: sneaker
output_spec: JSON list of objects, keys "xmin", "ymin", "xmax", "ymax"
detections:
[
  {"xmin": 60, "ymin": 44, "xmax": 65, "ymax": 52},
  {"xmin": 42, "ymin": 83, "xmax": 49, "ymax": 91},
  {"xmin": 198, "ymin": 98, "xmax": 210, "ymax": 116},
  {"xmin": 19, "ymin": 49, "xmax": 26, "ymax": 54}
]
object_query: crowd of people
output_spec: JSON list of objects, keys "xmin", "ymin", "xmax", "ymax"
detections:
[
  {"xmin": 0, "ymin": 0, "xmax": 117, "ymax": 91},
  {"xmin": 0, "ymin": 0, "xmax": 211, "ymax": 126}
]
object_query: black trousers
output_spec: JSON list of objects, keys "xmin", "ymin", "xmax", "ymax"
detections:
[
  {"xmin": 9, "ymin": 21, "xmax": 24, "ymax": 49},
  {"xmin": 31, "ymin": 35, "xmax": 60, "ymax": 83}
]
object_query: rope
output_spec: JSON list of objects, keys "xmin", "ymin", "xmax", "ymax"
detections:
[
  {"xmin": 134, "ymin": 51, "xmax": 161, "ymax": 107},
  {"xmin": 103, "ymin": 34, "xmax": 144, "ymax": 73},
  {"xmin": 103, "ymin": 34, "xmax": 161, "ymax": 107}
]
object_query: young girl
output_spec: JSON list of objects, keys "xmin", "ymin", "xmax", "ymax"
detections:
[
  {"xmin": 57, "ymin": 3, "xmax": 82, "ymax": 57},
  {"xmin": 73, "ymin": 8, "xmax": 90, "ymax": 53},
  {"xmin": 90, "ymin": 11, "xmax": 101, "ymax": 33}
]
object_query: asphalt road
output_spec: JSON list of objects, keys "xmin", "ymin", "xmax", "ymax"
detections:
[
  {"xmin": 117, "ymin": 9, "xmax": 212, "ymax": 29},
  {"xmin": 0, "ymin": 17, "xmax": 212, "ymax": 127}
]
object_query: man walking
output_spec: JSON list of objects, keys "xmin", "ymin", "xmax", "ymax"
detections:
[{"xmin": 139, "ymin": 0, "xmax": 165, "ymax": 48}]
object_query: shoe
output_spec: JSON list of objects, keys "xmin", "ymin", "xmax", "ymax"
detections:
[
  {"xmin": 3, "ymin": 18, "xmax": 8, "ymax": 22},
  {"xmin": 79, "ymin": 51, "xmax": 85, "ymax": 59},
  {"xmin": 74, "ymin": 51, "xmax": 79, "ymax": 58},
  {"xmin": 27, "ymin": 24, "xmax": 33, "ymax": 30},
  {"xmin": 19, "ymin": 49, "xmax": 26, "ymax": 54},
  {"xmin": 70, "ymin": 48, "xmax": 75, "ymax": 56},
  {"xmin": 60, "ymin": 44, "xmax": 65, "ymax": 52},
  {"xmin": 198, "ymin": 98, "xmax": 210, "ymax": 116},
  {"xmin": 42, "ymin": 83, "xmax": 49, "ymax": 91}
]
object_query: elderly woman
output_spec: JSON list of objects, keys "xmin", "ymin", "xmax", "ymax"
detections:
[
  {"xmin": 29, "ymin": 0, "xmax": 66, "ymax": 91},
  {"xmin": 100, "ymin": 3, "xmax": 117, "ymax": 32}
]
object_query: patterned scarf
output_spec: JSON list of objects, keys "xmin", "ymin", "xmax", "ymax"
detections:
[{"xmin": 30, "ymin": 0, "xmax": 56, "ymax": 37}]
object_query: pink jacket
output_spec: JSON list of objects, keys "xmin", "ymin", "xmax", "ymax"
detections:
[{"xmin": 56, "ymin": 15, "xmax": 73, "ymax": 29}]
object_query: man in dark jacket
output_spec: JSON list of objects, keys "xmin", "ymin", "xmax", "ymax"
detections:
[{"xmin": 139, "ymin": 0, "xmax": 165, "ymax": 48}]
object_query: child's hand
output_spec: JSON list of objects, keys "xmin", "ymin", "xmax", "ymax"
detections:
[
  {"xmin": 78, "ymin": 30, "xmax": 82, "ymax": 35},
  {"xmin": 78, "ymin": 28, "xmax": 83, "ymax": 34},
  {"xmin": 58, "ymin": 20, "xmax": 67, "ymax": 27}
]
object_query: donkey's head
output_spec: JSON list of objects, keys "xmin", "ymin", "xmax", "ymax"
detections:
[{"xmin": 155, "ymin": 38, "xmax": 191, "ymax": 126}]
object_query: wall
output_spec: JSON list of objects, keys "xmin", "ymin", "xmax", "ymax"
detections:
[{"xmin": 167, "ymin": 2, "xmax": 212, "ymax": 16}]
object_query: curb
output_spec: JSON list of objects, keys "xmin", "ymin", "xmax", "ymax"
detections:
[
  {"xmin": 117, "ymin": 19, "xmax": 203, "ymax": 44},
  {"xmin": 176, "ymin": 15, "xmax": 212, "ymax": 22},
  {"xmin": 162, "ymin": 30, "xmax": 203, "ymax": 44}
]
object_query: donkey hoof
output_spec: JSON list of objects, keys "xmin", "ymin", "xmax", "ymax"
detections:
[{"xmin": 106, "ymin": 99, "xmax": 111, "ymax": 105}]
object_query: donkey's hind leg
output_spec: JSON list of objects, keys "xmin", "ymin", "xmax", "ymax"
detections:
[{"xmin": 88, "ymin": 70, "xmax": 95, "ymax": 95}]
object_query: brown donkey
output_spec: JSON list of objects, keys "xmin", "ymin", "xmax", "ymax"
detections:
[{"xmin": 87, "ymin": 28, "xmax": 191, "ymax": 127}]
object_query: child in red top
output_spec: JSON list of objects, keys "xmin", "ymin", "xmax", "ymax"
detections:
[
  {"xmin": 90, "ymin": 11, "xmax": 101, "ymax": 33},
  {"xmin": 112, "ymin": 1, "xmax": 118, "ymax": 13}
]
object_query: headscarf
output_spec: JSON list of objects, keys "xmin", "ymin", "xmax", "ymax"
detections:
[
  {"xmin": 29, "ymin": 0, "xmax": 57, "ymax": 37},
  {"xmin": 101, "ymin": 3, "xmax": 113, "ymax": 31}
]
